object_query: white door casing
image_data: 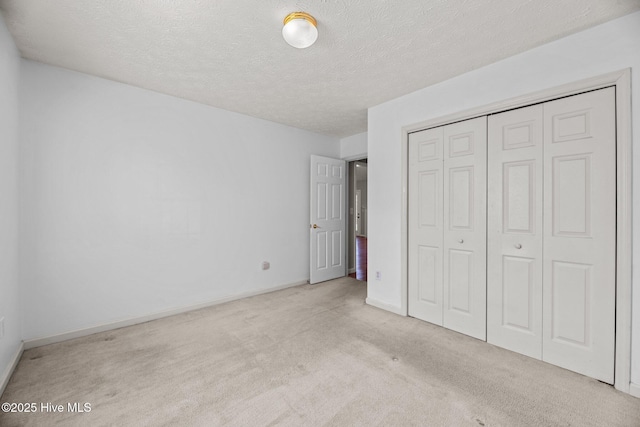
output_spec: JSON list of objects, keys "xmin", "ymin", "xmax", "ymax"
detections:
[
  {"xmin": 408, "ymin": 117, "xmax": 487, "ymax": 340},
  {"xmin": 487, "ymin": 105, "xmax": 544, "ymax": 358},
  {"xmin": 542, "ymin": 87, "xmax": 616, "ymax": 383},
  {"xmin": 442, "ymin": 117, "xmax": 487, "ymax": 340},
  {"xmin": 408, "ymin": 126, "xmax": 444, "ymax": 325},
  {"xmin": 310, "ymin": 155, "xmax": 346, "ymax": 284}
]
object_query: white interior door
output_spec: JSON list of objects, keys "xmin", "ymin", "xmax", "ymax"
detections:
[
  {"xmin": 442, "ymin": 117, "xmax": 487, "ymax": 340},
  {"xmin": 408, "ymin": 126, "xmax": 444, "ymax": 325},
  {"xmin": 310, "ymin": 155, "xmax": 346, "ymax": 284},
  {"xmin": 487, "ymin": 104, "xmax": 544, "ymax": 358},
  {"xmin": 542, "ymin": 87, "xmax": 616, "ymax": 383}
]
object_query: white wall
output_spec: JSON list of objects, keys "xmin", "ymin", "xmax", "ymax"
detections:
[
  {"xmin": 367, "ymin": 12, "xmax": 640, "ymax": 385},
  {"xmin": 0, "ymin": 11, "xmax": 21, "ymax": 391},
  {"xmin": 340, "ymin": 132, "xmax": 367, "ymax": 160},
  {"xmin": 20, "ymin": 60, "xmax": 339, "ymax": 341}
]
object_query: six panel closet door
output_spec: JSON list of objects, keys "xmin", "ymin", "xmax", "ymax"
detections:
[
  {"xmin": 408, "ymin": 116, "xmax": 487, "ymax": 340},
  {"xmin": 487, "ymin": 104, "xmax": 544, "ymax": 359},
  {"xmin": 487, "ymin": 87, "xmax": 616, "ymax": 383}
]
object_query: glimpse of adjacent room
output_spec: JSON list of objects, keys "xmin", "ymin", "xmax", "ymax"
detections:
[{"xmin": 348, "ymin": 159, "xmax": 367, "ymax": 282}]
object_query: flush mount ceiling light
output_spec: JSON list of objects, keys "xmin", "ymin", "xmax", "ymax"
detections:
[{"xmin": 282, "ymin": 12, "xmax": 318, "ymax": 49}]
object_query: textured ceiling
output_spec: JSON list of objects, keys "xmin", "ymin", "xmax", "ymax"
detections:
[{"xmin": 1, "ymin": 1, "xmax": 638, "ymax": 137}]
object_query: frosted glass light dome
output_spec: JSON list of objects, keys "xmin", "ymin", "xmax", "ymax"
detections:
[{"xmin": 282, "ymin": 12, "xmax": 318, "ymax": 49}]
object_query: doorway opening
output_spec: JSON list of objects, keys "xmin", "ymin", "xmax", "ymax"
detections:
[{"xmin": 348, "ymin": 159, "xmax": 367, "ymax": 281}]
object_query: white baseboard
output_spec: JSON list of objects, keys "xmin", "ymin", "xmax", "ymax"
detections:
[
  {"xmin": 348, "ymin": 268, "xmax": 356, "ymax": 274},
  {"xmin": 0, "ymin": 342, "xmax": 24, "ymax": 398},
  {"xmin": 365, "ymin": 297, "xmax": 406, "ymax": 316},
  {"xmin": 24, "ymin": 280, "xmax": 307, "ymax": 350},
  {"xmin": 630, "ymin": 382, "xmax": 640, "ymax": 398}
]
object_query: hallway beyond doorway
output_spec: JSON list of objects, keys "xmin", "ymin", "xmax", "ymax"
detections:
[{"xmin": 348, "ymin": 236, "xmax": 367, "ymax": 282}]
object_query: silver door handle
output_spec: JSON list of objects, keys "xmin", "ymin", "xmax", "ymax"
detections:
[{"xmin": 514, "ymin": 244, "xmax": 522, "ymax": 249}]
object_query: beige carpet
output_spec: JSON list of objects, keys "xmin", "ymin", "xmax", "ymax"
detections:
[{"xmin": 1, "ymin": 277, "xmax": 639, "ymax": 426}]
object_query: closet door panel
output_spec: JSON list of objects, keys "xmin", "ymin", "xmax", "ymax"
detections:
[
  {"xmin": 542, "ymin": 87, "xmax": 616, "ymax": 384},
  {"xmin": 408, "ymin": 127, "xmax": 444, "ymax": 325},
  {"xmin": 487, "ymin": 105, "xmax": 543, "ymax": 359},
  {"xmin": 443, "ymin": 117, "xmax": 487, "ymax": 340}
]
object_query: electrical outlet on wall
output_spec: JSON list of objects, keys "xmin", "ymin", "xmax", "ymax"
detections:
[{"xmin": 375, "ymin": 271, "xmax": 381, "ymax": 280}]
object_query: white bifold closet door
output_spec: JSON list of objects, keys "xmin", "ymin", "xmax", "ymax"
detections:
[
  {"xmin": 542, "ymin": 88, "xmax": 616, "ymax": 383},
  {"xmin": 408, "ymin": 126, "xmax": 444, "ymax": 325},
  {"xmin": 488, "ymin": 87, "xmax": 616, "ymax": 383},
  {"xmin": 487, "ymin": 104, "xmax": 544, "ymax": 359},
  {"xmin": 409, "ymin": 117, "xmax": 487, "ymax": 340}
]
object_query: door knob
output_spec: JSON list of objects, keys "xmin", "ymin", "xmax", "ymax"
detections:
[
  {"xmin": 515, "ymin": 243, "xmax": 522, "ymax": 249},
  {"xmin": 458, "ymin": 239, "xmax": 464, "ymax": 243},
  {"xmin": 312, "ymin": 224, "xmax": 320, "ymax": 229}
]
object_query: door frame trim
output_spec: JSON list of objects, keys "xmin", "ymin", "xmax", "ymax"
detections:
[{"xmin": 399, "ymin": 69, "xmax": 632, "ymax": 393}]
